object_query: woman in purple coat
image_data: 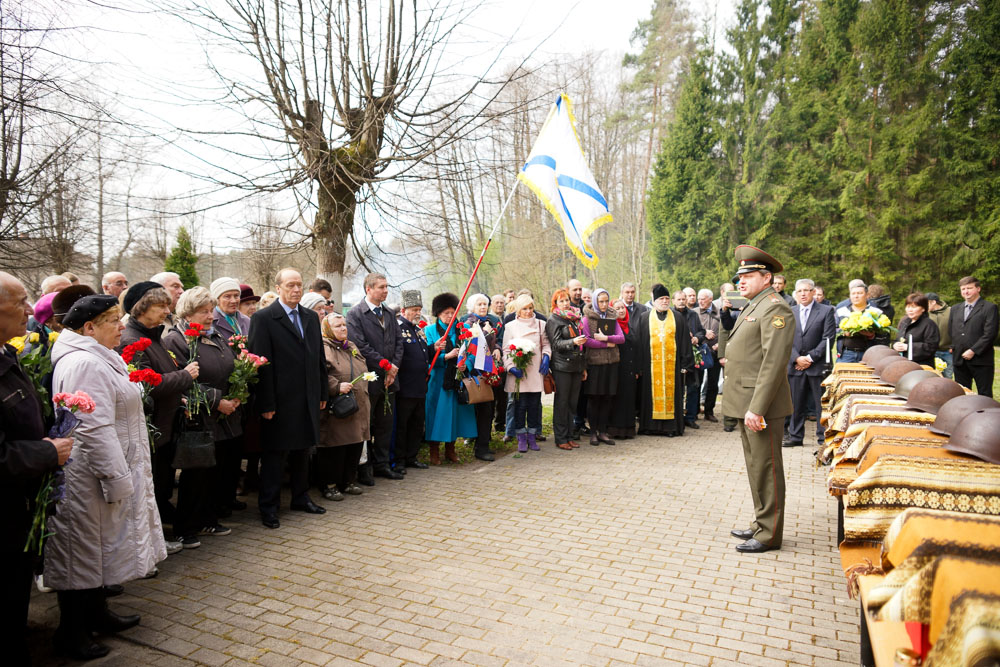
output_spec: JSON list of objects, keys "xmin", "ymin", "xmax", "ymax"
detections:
[{"xmin": 580, "ymin": 288, "xmax": 625, "ymax": 446}]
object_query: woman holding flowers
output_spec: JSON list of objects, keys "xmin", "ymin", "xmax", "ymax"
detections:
[
  {"xmin": 48, "ymin": 295, "xmax": 166, "ymax": 660},
  {"xmin": 545, "ymin": 289, "xmax": 587, "ymax": 450},
  {"xmin": 892, "ymin": 292, "xmax": 940, "ymax": 366},
  {"xmin": 425, "ymin": 292, "xmax": 477, "ymax": 464},
  {"xmin": 503, "ymin": 294, "xmax": 551, "ymax": 453},
  {"xmin": 462, "ymin": 293, "xmax": 502, "ymax": 462},
  {"xmin": 317, "ymin": 312, "xmax": 370, "ymax": 500},
  {"xmin": 162, "ymin": 287, "xmax": 243, "ymax": 545},
  {"xmin": 118, "ymin": 282, "xmax": 199, "ymax": 528}
]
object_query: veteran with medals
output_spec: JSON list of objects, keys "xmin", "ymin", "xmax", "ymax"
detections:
[
  {"xmin": 636, "ymin": 284, "xmax": 695, "ymax": 437},
  {"xmin": 721, "ymin": 245, "xmax": 795, "ymax": 553}
]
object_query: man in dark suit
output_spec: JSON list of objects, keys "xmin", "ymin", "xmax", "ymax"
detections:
[
  {"xmin": 620, "ymin": 282, "xmax": 646, "ymax": 319},
  {"xmin": 347, "ymin": 273, "xmax": 405, "ymax": 480},
  {"xmin": 949, "ymin": 276, "xmax": 999, "ymax": 397},
  {"xmin": 673, "ymin": 290, "xmax": 706, "ymax": 429},
  {"xmin": 784, "ymin": 279, "xmax": 836, "ymax": 447},
  {"xmin": 249, "ymin": 268, "xmax": 329, "ymax": 529}
]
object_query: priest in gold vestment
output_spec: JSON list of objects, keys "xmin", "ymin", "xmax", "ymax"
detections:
[{"xmin": 636, "ymin": 284, "xmax": 695, "ymax": 437}]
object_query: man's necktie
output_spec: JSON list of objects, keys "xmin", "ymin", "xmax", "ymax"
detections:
[
  {"xmin": 801, "ymin": 307, "xmax": 809, "ymax": 331},
  {"xmin": 965, "ymin": 303, "xmax": 973, "ymax": 321},
  {"xmin": 289, "ymin": 308, "xmax": 304, "ymax": 337},
  {"xmin": 374, "ymin": 305, "xmax": 384, "ymax": 327}
]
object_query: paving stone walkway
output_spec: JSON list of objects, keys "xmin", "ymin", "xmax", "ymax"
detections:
[{"xmin": 29, "ymin": 419, "xmax": 859, "ymax": 666}]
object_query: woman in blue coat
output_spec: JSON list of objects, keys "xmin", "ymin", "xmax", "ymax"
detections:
[{"xmin": 424, "ymin": 293, "xmax": 477, "ymax": 463}]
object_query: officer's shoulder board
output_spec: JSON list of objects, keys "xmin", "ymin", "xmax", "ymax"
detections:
[{"xmin": 769, "ymin": 294, "xmax": 781, "ymax": 303}]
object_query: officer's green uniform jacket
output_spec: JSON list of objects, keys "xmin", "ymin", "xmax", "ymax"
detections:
[{"xmin": 721, "ymin": 286, "xmax": 795, "ymax": 419}]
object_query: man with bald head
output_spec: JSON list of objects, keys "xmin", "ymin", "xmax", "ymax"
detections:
[
  {"xmin": 40, "ymin": 274, "xmax": 72, "ymax": 295},
  {"xmin": 567, "ymin": 279, "xmax": 585, "ymax": 311},
  {"xmin": 101, "ymin": 272, "xmax": 128, "ymax": 298},
  {"xmin": 0, "ymin": 272, "xmax": 74, "ymax": 664},
  {"xmin": 249, "ymin": 267, "xmax": 329, "ymax": 528}
]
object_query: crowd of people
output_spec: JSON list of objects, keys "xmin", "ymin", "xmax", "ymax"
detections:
[{"xmin": 2, "ymin": 258, "xmax": 996, "ymax": 662}]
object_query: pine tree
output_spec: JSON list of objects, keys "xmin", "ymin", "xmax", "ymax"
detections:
[
  {"xmin": 164, "ymin": 226, "xmax": 200, "ymax": 288},
  {"xmin": 647, "ymin": 45, "xmax": 729, "ymax": 288}
]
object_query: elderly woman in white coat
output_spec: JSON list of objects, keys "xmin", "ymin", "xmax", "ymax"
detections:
[
  {"xmin": 503, "ymin": 294, "xmax": 551, "ymax": 453},
  {"xmin": 47, "ymin": 295, "xmax": 166, "ymax": 660}
]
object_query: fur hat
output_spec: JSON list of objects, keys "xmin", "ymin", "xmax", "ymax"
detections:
[
  {"xmin": 52, "ymin": 285, "xmax": 96, "ymax": 324},
  {"xmin": 401, "ymin": 290, "xmax": 422, "ymax": 309},
  {"xmin": 431, "ymin": 292, "xmax": 459, "ymax": 318}
]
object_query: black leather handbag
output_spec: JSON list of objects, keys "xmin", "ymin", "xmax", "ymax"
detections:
[
  {"xmin": 172, "ymin": 421, "xmax": 216, "ymax": 469},
  {"xmin": 328, "ymin": 351, "xmax": 360, "ymax": 418}
]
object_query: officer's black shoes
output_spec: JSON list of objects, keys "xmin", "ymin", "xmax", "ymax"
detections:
[
  {"xmin": 730, "ymin": 528, "xmax": 755, "ymax": 540},
  {"xmin": 735, "ymin": 538, "xmax": 775, "ymax": 553},
  {"xmin": 474, "ymin": 450, "xmax": 495, "ymax": 462},
  {"xmin": 782, "ymin": 439, "xmax": 804, "ymax": 448},
  {"xmin": 684, "ymin": 419, "xmax": 700, "ymax": 429}
]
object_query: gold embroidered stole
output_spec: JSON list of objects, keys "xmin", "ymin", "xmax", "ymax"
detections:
[{"xmin": 648, "ymin": 310, "xmax": 676, "ymax": 419}]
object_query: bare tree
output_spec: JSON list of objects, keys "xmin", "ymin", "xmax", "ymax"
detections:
[{"xmin": 166, "ymin": 0, "xmax": 522, "ymax": 305}]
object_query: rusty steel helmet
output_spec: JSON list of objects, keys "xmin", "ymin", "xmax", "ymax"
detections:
[
  {"xmin": 863, "ymin": 345, "xmax": 898, "ymax": 366},
  {"xmin": 872, "ymin": 354, "xmax": 905, "ymax": 378},
  {"xmin": 905, "ymin": 376, "xmax": 966, "ymax": 413},
  {"xmin": 891, "ymin": 369, "xmax": 938, "ymax": 398},
  {"xmin": 879, "ymin": 359, "xmax": 922, "ymax": 384},
  {"xmin": 931, "ymin": 395, "xmax": 1000, "ymax": 435},
  {"xmin": 946, "ymin": 408, "xmax": 1000, "ymax": 465}
]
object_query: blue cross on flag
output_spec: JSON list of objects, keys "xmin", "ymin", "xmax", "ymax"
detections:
[{"xmin": 517, "ymin": 94, "xmax": 613, "ymax": 269}]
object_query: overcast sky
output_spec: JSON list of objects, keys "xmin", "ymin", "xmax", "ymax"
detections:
[{"xmin": 42, "ymin": 0, "xmax": 736, "ymax": 291}]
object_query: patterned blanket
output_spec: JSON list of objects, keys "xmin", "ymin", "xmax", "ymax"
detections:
[{"xmin": 844, "ymin": 455, "xmax": 1000, "ymax": 543}]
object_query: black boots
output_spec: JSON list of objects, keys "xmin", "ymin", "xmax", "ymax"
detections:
[
  {"xmin": 55, "ymin": 587, "xmax": 141, "ymax": 660},
  {"xmin": 55, "ymin": 590, "xmax": 110, "ymax": 660}
]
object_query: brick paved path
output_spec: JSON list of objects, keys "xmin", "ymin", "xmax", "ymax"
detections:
[{"xmin": 29, "ymin": 420, "xmax": 859, "ymax": 666}]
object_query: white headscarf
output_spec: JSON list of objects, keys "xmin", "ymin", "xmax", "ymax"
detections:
[{"xmin": 592, "ymin": 288, "xmax": 611, "ymax": 317}]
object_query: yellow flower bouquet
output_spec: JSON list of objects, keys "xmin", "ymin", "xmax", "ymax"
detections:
[{"xmin": 838, "ymin": 308, "xmax": 893, "ymax": 339}]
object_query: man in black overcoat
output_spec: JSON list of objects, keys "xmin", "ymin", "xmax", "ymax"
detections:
[
  {"xmin": 949, "ymin": 275, "xmax": 999, "ymax": 397},
  {"xmin": 347, "ymin": 273, "xmax": 405, "ymax": 480},
  {"xmin": 784, "ymin": 279, "xmax": 836, "ymax": 447},
  {"xmin": 249, "ymin": 268, "xmax": 329, "ymax": 529},
  {"xmin": 0, "ymin": 272, "xmax": 73, "ymax": 664}
]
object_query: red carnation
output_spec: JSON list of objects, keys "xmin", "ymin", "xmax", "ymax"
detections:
[
  {"xmin": 516, "ymin": 350, "xmax": 524, "ymax": 357},
  {"xmin": 121, "ymin": 347, "xmax": 136, "ymax": 364},
  {"xmin": 509, "ymin": 344, "xmax": 516, "ymax": 351},
  {"xmin": 133, "ymin": 338, "xmax": 152, "ymax": 351},
  {"xmin": 418, "ymin": 319, "xmax": 428, "ymax": 328},
  {"xmin": 129, "ymin": 369, "xmax": 162, "ymax": 387},
  {"xmin": 378, "ymin": 359, "xmax": 392, "ymax": 371}
]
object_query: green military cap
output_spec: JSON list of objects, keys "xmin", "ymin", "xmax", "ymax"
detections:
[{"xmin": 732, "ymin": 244, "xmax": 784, "ymax": 283}]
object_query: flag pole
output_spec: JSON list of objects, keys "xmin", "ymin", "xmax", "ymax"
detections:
[{"xmin": 427, "ymin": 182, "xmax": 519, "ymax": 374}]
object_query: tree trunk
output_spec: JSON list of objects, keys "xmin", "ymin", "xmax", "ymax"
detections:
[{"xmin": 314, "ymin": 170, "xmax": 356, "ymax": 309}]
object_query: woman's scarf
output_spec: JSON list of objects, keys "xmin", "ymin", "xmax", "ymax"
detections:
[
  {"xmin": 617, "ymin": 309, "xmax": 630, "ymax": 335},
  {"xmin": 551, "ymin": 306, "xmax": 581, "ymax": 322},
  {"xmin": 321, "ymin": 316, "xmax": 349, "ymax": 349},
  {"xmin": 592, "ymin": 288, "xmax": 612, "ymax": 318}
]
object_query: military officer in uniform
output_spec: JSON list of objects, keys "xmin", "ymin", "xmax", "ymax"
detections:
[{"xmin": 720, "ymin": 245, "xmax": 795, "ymax": 553}]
